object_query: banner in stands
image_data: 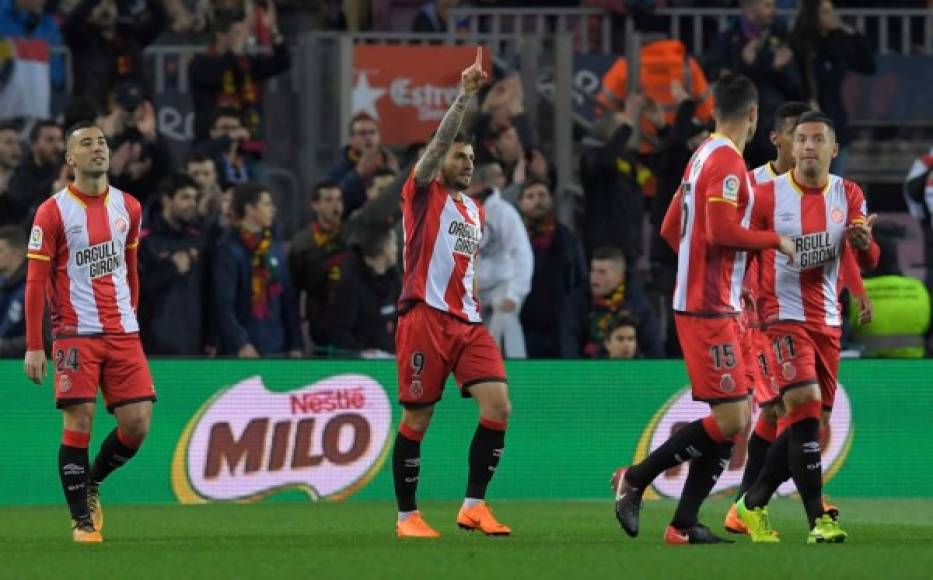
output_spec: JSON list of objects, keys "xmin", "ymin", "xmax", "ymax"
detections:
[
  {"xmin": 1, "ymin": 360, "xmax": 931, "ymax": 504},
  {"xmin": 352, "ymin": 45, "xmax": 482, "ymax": 145}
]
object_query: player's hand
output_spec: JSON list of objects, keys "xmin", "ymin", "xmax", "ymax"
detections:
[
  {"xmin": 24, "ymin": 350, "xmax": 47, "ymax": 385},
  {"xmin": 777, "ymin": 236, "xmax": 796, "ymax": 265},
  {"xmin": 238, "ymin": 344, "xmax": 260, "ymax": 359},
  {"xmin": 845, "ymin": 213, "xmax": 876, "ymax": 250},
  {"xmin": 854, "ymin": 293, "xmax": 873, "ymax": 325},
  {"xmin": 460, "ymin": 47, "xmax": 489, "ymax": 96},
  {"xmin": 497, "ymin": 298, "xmax": 517, "ymax": 313}
]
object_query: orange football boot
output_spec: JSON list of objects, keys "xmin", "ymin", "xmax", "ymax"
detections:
[
  {"xmin": 72, "ymin": 518, "xmax": 103, "ymax": 543},
  {"xmin": 724, "ymin": 503, "xmax": 748, "ymax": 534},
  {"xmin": 457, "ymin": 502, "xmax": 511, "ymax": 536},
  {"xmin": 396, "ymin": 512, "xmax": 440, "ymax": 538}
]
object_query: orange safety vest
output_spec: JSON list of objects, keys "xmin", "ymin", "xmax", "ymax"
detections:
[{"xmin": 597, "ymin": 39, "xmax": 714, "ymax": 154}]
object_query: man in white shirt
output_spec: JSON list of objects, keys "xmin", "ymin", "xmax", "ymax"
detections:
[{"xmin": 471, "ymin": 162, "xmax": 534, "ymax": 358}]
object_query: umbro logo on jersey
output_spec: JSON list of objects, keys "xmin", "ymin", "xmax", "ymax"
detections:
[{"xmin": 778, "ymin": 212, "xmax": 795, "ymax": 222}]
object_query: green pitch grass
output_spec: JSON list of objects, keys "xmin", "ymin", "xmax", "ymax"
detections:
[{"xmin": 1, "ymin": 499, "xmax": 931, "ymax": 579}]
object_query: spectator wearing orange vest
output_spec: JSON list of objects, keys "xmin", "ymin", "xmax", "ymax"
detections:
[{"xmin": 596, "ymin": 39, "xmax": 714, "ymax": 155}]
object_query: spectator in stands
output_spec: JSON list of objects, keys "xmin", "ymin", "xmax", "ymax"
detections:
[
  {"xmin": 579, "ymin": 95, "xmax": 644, "ymax": 264},
  {"xmin": 215, "ymin": 182, "xmax": 302, "ymax": 358},
  {"xmin": 326, "ymin": 224, "xmax": 401, "ymax": 356},
  {"xmin": 189, "ymin": 8, "xmax": 291, "ymax": 146},
  {"xmin": 326, "ymin": 112, "xmax": 399, "ymax": 216},
  {"xmin": 138, "ymin": 173, "xmax": 209, "ymax": 355},
  {"xmin": 702, "ymin": 0, "xmax": 803, "ymax": 167},
  {"xmin": 517, "ymin": 179, "xmax": 588, "ymax": 358},
  {"xmin": 194, "ymin": 107, "xmax": 266, "ymax": 189},
  {"xmin": 412, "ymin": 0, "xmax": 460, "ymax": 33},
  {"xmin": 98, "ymin": 82, "xmax": 173, "ymax": 205},
  {"xmin": 649, "ymin": 84, "xmax": 711, "ymax": 357},
  {"xmin": 288, "ymin": 181, "xmax": 346, "ymax": 349},
  {"xmin": 343, "ymin": 166, "xmax": 408, "ymax": 263},
  {"xmin": 0, "ymin": 225, "xmax": 27, "ymax": 357},
  {"xmin": 7, "ymin": 119, "xmax": 63, "ymax": 227},
  {"xmin": 904, "ymin": 147, "xmax": 933, "ymax": 293},
  {"xmin": 602, "ymin": 315, "xmax": 639, "ymax": 360},
  {"xmin": 585, "ymin": 246, "xmax": 663, "ymax": 358},
  {"xmin": 791, "ymin": 0, "xmax": 876, "ymax": 175},
  {"xmin": 477, "ymin": 123, "xmax": 529, "ymax": 188},
  {"xmin": 62, "ymin": 0, "xmax": 170, "ymax": 111},
  {"xmin": 0, "ymin": 0, "xmax": 64, "ymax": 119},
  {"xmin": 471, "ymin": 162, "xmax": 534, "ymax": 359},
  {"xmin": 0, "ymin": 121, "xmax": 23, "ymax": 225},
  {"xmin": 185, "ymin": 151, "xmax": 224, "ymax": 221}
]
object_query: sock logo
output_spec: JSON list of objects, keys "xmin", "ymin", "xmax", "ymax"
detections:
[
  {"xmin": 171, "ymin": 374, "xmax": 392, "ymax": 504},
  {"xmin": 62, "ymin": 463, "xmax": 85, "ymax": 476},
  {"xmin": 634, "ymin": 384, "xmax": 853, "ymax": 499}
]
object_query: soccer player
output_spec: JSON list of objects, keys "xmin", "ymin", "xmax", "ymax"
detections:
[
  {"xmin": 392, "ymin": 47, "xmax": 512, "ymax": 539},
  {"xmin": 613, "ymin": 74, "xmax": 796, "ymax": 544},
  {"xmin": 724, "ymin": 101, "xmax": 812, "ymax": 534},
  {"xmin": 734, "ymin": 111, "xmax": 879, "ymax": 544},
  {"xmin": 23, "ymin": 121, "xmax": 156, "ymax": 543}
]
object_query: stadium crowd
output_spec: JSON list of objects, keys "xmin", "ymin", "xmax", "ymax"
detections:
[{"xmin": 0, "ymin": 0, "xmax": 930, "ymax": 359}]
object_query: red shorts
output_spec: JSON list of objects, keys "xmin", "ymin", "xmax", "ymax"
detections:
[
  {"xmin": 743, "ymin": 325, "xmax": 781, "ymax": 407},
  {"xmin": 395, "ymin": 303, "xmax": 507, "ymax": 406},
  {"xmin": 52, "ymin": 334, "xmax": 156, "ymax": 412},
  {"xmin": 675, "ymin": 313, "xmax": 750, "ymax": 404},
  {"xmin": 765, "ymin": 322, "xmax": 840, "ymax": 411}
]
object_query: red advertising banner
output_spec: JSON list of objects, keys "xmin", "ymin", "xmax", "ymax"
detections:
[{"xmin": 352, "ymin": 45, "xmax": 482, "ymax": 145}]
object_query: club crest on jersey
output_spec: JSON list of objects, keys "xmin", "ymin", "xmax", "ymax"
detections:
[
  {"xmin": 448, "ymin": 220, "xmax": 480, "ymax": 256},
  {"xmin": 720, "ymin": 373, "xmax": 735, "ymax": 393},
  {"xmin": 792, "ymin": 232, "xmax": 837, "ymax": 269},
  {"xmin": 831, "ymin": 208, "xmax": 844, "ymax": 224},
  {"xmin": 115, "ymin": 217, "xmax": 128, "ymax": 233},
  {"xmin": 74, "ymin": 241, "xmax": 121, "ymax": 278},
  {"xmin": 28, "ymin": 226, "xmax": 42, "ymax": 251},
  {"xmin": 722, "ymin": 174, "xmax": 740, "ymax": 201}
]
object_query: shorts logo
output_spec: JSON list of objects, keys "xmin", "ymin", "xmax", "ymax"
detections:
[
  {"xmin": 722, "ymin": 175, "xmax": 740, "ymax": 201},
  {"xmin": 831, "ymin": 208, "xmax": 844, "ymax": 224},
  {"xmin": 58, "ymin": 374, "xmax": 71, "ymax": 393},
  {"xmin": 782, "ymin": 362, "xmax": 797, "ymax": 381},
  {"xmin": 28, "ymin": 226, "xmax": 43, "ymax": 251},
  {"xmin": 720, "ymin": 373, "xmax": 735, "ymax": 393},
  {"xmin": 409, "ymin": 380, "xmax": 423, "ymax": 399},
  {"xmin": 115, "ymin": 217, "xmax": 128, "ymax": 233}
]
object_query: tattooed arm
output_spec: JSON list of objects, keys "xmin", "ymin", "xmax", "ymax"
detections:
[{"xmin": 413, "ymin": 47, "xmax": 489, "ymax": 186}]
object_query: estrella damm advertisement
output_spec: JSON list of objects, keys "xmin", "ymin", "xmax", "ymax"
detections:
[{"xmin": 1, "ymin": 360, "xmax": 931, "ymax": 504}]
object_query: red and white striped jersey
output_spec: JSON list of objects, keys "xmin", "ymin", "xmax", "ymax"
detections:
[
  {"xmin": 27, "ymin": 185, "xmax": 142, "ymax": 336},
  {"xmin": 749, "ymin": 162, "xmax": 781, "ymax": 185},
  {"xmin": 673, "ymin": 134, "xmax": 756, "ymax": 315},
  {"xmin": 399, "ymin": 174, "xmax": 485, "ymax": 323},
  {"xmin": 753, "ymin": 172, "xmax": 868, "ymax": 327}
]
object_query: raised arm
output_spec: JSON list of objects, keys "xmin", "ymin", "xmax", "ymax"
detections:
[{"xmin": 413, "ymin": 47, "xmax": 489, "ymax": 186}]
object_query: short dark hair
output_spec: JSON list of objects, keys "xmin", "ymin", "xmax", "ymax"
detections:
[
  {"xmin": 63, "ymin": 121, "xmax": 98, "ymax": 147},
  {"xmin": 607, "ymin": 315, "xmax": 639, "ymax": 336},
  {"xmin": 32, "ymin": 120, "xmax": 63, "ymax": 143},
  {"xmin": 311, "ymin": 180, "xmax": 341, "ymax": 202},
  {"xmin": 185, "ymin": 151, "xmax": 213, "ymax": 166},
  {"xmin": 773, "ymin": 101, "xmax": 811, "ymax": 131},
  {"xmin": 795, "ymin": 110, "xmax": 836, "ymax": 138},
  {"xmin": 212, "ymin": 9, "xmax": 245, "ymax": 37},
  {"xmin": 592, "ymin": 246, "xmax": 626, "ymax": 266},
  {"xmin": 349, "ymin": 112, "xmax": 377, "ymax": 134},
  {"xmin": 0, "ymin": 119, "xmax": 18, "ymax": 134},
  {"xmin": 520, "ymin": 177, "xmax": 552, "ymax": 197},
  {"xmin": 158, "ymin": 172, "xmax": 199, "ymax": 200},
  {"xmin": 712, "ymin": 74, "xmax": 758, "ymax": 121},
  {"xmin": 354, "ymin": 224, "xmax": 395, "ymax": 259},
  {"xmin": 372, "ymin": 167, "xmax": 398, "ymax": 180},
  {"xmin": 231, "ymin": 182, "xmax": 269, "ymax": 219},
  {"xmin": 0, "ymin": 225, "xmax": 26, "ymax": 250}
]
